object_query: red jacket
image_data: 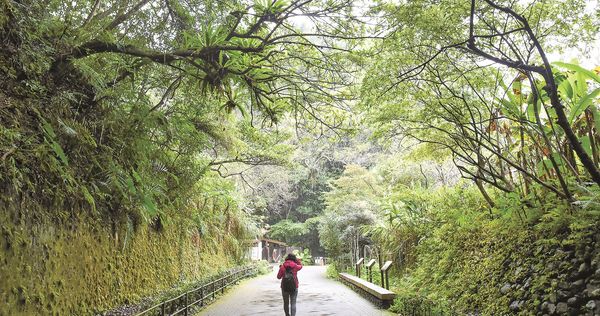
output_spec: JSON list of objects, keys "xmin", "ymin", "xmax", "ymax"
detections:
[{"xmin": 277, "ymin": 259, "xmax": 302, "ymax": 288}]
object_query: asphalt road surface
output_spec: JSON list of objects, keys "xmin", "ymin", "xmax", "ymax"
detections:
[{"xmin": 197, "ymin": 265, "xmax": 395, "ymax": 316}]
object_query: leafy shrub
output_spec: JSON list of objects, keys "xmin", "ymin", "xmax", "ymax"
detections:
[
  {"xmin": 255, "ymin": 260, "xmax": 272, "ymax": 275},
  {"xmin": 325, "ymin": 264, "xmax": 339, "ymax": 279},
  {"xmin": 293, "ymin": 248, "xmax": 313, "ymax": 265}
]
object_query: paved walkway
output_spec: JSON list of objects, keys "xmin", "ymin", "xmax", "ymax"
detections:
[{"xmin": 197, "ymin": 265, "xmax": 395, "ymax": 316}]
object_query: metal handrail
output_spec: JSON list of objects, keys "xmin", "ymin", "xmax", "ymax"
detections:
[{"xmin": 135, "ymin": 265, "xmax": 258, "ymax": 316}]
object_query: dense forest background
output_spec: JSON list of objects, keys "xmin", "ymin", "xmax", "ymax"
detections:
[{"xmin": 1, "ymin": 0, "xmax": 600, "ymax": 315}]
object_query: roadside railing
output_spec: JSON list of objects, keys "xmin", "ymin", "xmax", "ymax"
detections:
[{"xmin": 135, "ymin": 265, "xmax": 258, "ymax": 316}]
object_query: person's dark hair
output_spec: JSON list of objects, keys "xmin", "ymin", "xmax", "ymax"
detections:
[{"xmin": 285, "ymin": 253, "xmax": 297, "ymax": 262}]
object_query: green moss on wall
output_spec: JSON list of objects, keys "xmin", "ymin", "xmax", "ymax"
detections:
[
  {"xmin": 388, "ymin": 206, "xmax": 600, "ymax": 315},
  {"xmin": 0, "ymin": 211, "xmax": 237, "ymax": 315}
]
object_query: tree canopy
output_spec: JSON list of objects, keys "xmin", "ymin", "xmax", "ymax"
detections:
[{"xmin": 2, "ymin": 0, "xmax": 600, "ymax": 314}]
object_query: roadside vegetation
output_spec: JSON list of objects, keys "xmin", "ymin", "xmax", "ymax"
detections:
[{"xmin": 1, "ymin": 0, "xmax": 599, "ymax": 314}]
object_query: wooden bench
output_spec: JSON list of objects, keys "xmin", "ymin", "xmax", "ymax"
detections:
[{"xmin": 339, "ymin": 272, "xmax": 396, "ymax": 308}]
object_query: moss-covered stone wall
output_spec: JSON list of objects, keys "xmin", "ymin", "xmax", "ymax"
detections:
[
  {"xmin": 0, "ymin": 211, "xmax": 236, "ymax": 315},
  {"xmin": 388, "ymin": 211, "xmax": 600, "ymax": 315}
]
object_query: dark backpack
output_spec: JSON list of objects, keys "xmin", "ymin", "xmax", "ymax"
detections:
[{"xmin": 282, "ymin": 266, "xmax": 296, "ymax": 292}]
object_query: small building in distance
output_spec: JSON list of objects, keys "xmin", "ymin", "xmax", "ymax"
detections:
[{"xmin": 248, "ymin": 237, "xmax": 289, "ymax": 263}]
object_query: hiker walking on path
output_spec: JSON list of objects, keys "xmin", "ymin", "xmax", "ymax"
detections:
[{"xmin": 277, "ymin": 253, "xmax": 302, "ymax": 316}]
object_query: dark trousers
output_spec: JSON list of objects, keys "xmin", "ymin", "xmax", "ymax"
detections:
[{"xmin": 282, "ymin": 288, "xmax": 298, "ymax": 316}]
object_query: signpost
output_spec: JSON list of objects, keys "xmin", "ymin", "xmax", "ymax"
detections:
[
  {"xmin": 355, "ymin": 258, "xmax": 364, "ymax": 277},
  {"xmin": 366, "ymin": 259, "xmax": 376, "ymax": 283},
  {"xmin": 381, "ymin": 261, "xmax": 393, "ymax": 290}
]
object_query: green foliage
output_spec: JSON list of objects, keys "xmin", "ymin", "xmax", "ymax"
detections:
[
  {"xmin": 317, "ymin": 145, "xmax": 600, "ymax": 314},
  {"xmin": 362, "ymin": 0, "xmax": 600, "ymax": 207},
  {"xmin": 0, "ymin": 0, "xmax": 362, "ymax": 313},
  {"xmin": 324, "ymin": 164, "xmax": 381, "ymax": 212},
  {"xmin": 293, "ymin": 248, "xmax": 313, "ymax": 265},
  {"xmin": 242, "ymin": 126, "xmax": 354, "ymax": 255},
  {"xmin": 255, "ymin": 260, "xmax": 272, "ymax": 275},
  {"xmin": 2, "ymin": 0, "xmax": 600, "ymax": 314},
  {"xmin": 387, "ymin": 195, "xmax": 599, "ymax": 313},
  {"xmin": 0, "ymin": 0, "xmax": 356, "ymax": 227},
  {"xmin": 268, "ymin": 220, "xmax": 309, "ymax": 243},
  {"xmin": 319, "ymin": 164, "xmax": 380, "ymax": 259},
  {"xmin": 325, "ymin": 263, "xmax": 339, "ymax": 279}
]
